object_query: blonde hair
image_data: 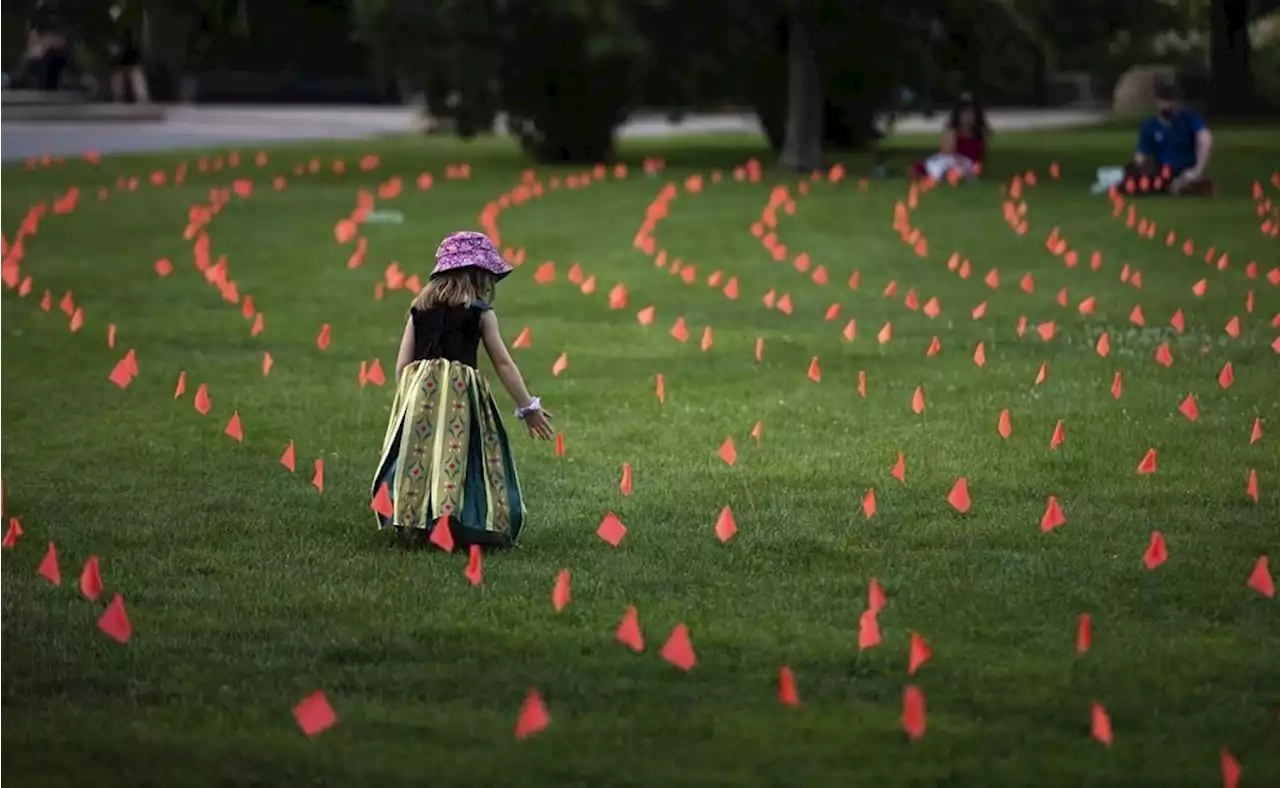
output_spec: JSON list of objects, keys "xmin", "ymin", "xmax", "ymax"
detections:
[{"xmin": 413, "ymin": 269, "xmax": 496, "ymax": 310}]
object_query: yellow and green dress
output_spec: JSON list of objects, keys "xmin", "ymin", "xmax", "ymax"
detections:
[{"xmin": 370, "ymin": 300, "xmax": 526, "ymax": 547}]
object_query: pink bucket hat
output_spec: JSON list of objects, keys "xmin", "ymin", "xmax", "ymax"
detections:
[{"xmin": 430, "ymin": 231, "xmax": 513, "ymax": 281}]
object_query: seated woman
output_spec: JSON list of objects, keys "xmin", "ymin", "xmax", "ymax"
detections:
[{"xmin": 912, "ymin": 91, "xmax": 989, "ymax": 182}]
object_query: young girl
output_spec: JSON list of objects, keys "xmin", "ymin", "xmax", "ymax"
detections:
[
  {"xmin": 371, "ymin": 231, "xmax": 552, "ymax": 549},
  {"xmin": 912, "ymin": 91, "xmax": 989, "ymax": 182}
]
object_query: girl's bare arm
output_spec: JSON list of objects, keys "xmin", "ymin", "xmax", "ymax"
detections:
[
  {"xmin": 479, "ymin": 310, "xmax": 535, "ymax": 408},
  {"xmin": 393, "ymin": 316, "xmax": 415, "ymax": 380}
]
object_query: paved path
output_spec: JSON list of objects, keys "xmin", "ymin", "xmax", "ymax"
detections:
[{"xmin": 1, "ymin": 106, "xmax": 1109, "ymax": 162}]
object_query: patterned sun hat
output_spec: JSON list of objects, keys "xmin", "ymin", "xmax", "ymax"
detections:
[{"xmin": 430, "ymin": 230, "xmax": 513, "ymax": 281}]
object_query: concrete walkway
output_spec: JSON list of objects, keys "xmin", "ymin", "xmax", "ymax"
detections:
[{"xmin": 1, "ymin": 105, "xmax": 1109, "ymax": 162}]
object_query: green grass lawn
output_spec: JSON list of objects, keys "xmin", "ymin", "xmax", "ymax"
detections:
[{"xmin": 2, "ymin": 124, "xmax": 1278, "ymax": 788}]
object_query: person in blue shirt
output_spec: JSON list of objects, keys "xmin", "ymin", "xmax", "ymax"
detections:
[{"xmin": 1129, "ymin": 82, "xmax": 1214, "ymax": 196}]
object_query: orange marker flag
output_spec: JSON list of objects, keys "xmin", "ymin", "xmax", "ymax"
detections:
[
  {"xmin": 923, "ymin": 296, "xmax": 940, "ymax": 318},
  {"xmin": 552, "ymin": 353, "xmax": 568, "ymax": 377},
  {"xmin": 1016, "ymin": 316, "xmax": 1028, "ymax": 337},
  {"xmin": 902, "ymin": 686, "xmax": 927, "ymax": 740},
  {"xmin": 1096, "ymin": 332, "xmax": 1110, "ymax": 358},
  {"xmin": 367, "ymin": 359, "xmax": 386, "ymax": 386},
  {"xmin": 1218, "ymin": 362, "xmax": 1234, "ymax": 388},
  {"xmin": 1111, "ymin": 371, "xmax": 1123, "ymax": 399},
  {"xmin": 700, "ymin": 326, "xmax": 713, "ymax": 351},
  {"xmin": 1155, "ymin": 343, "xmax": 1173, "ymax": 367},
  {"xmin": 754, "ymin": 337, "xmax": 764, "ymax": 362},
  {"xmin": 1225, "ymin": 316, "xmax": 1240, "ymax": 338},
  {"xmin": 1078, "ymin": 296, "xmax": 1096, "ymax": 315},
  {"xmin": 551, "ymin": 569, "xmax": 571, "ymax": 612},
  {"xmin": 609, "ymin": 283, "xmax": 629, "ymax": 309},
  {"xmin": 848, "ymin": 270, "xmax": 861, "ymax": 289},
  {"xmin": 947, "ymin": 477, "xmax": 971, "ymax": 513},
  {"xmin": 194, "ymin": 384, "xmax": 211, "ymax": 415},
  {"xmin": 293, "ymin": 690, "xmax": 338, "ymax": 737},
  {"xmin": 533, "ymin": 261, "xmax": 555, "ymax": 284},
  {"xmin": 371, "ymin": 483, "xmax": 393, "ymax": 519},
  {"xmin": 69, "ymin": 308, "xmax": 84, "ymax": 332},
  {"xmin": 1091, "ymin": 702, "xmax": 1113, "ymax": 746},
  {"xmin": 925, "ymin": 336, "xmax": 940, "ymax": 357},
  {"xmin": 79, "ymin": 555, "xmax": 104, "ymax": 601},
  {"xmin": 312, "ymin": 458, "xmax": 325, "ymax": 493},
  {"xmin": 911, "ymin": 386, "xmax": 925, "ymax": 414},
  {"xmin": 38, "ymin": 542, "xmax": 61, "ymax": 585},
  {"xmin": 908, "ymin": 632, "xmax": 931, "ymax": 675},
  {"xmin": 984, "ymin": 269, "xmax": 1000, "ymax": 289},
  {"xmin": 1221, "ymin": 748, "xmax": 1243, "ymax": 788},
  {"xmin": 97, "ymin": 593, "xmax": 132, "ymax": 644},
  {"xmin": 1, "ymin": 518, "xmax": 22, "ymax": 549},
  {"xmin": 1192, "ymin": 278, "xmax": 1207, "ymax": 296},
  {"xmin": 998, "ymin": 409, "xmax": 1012, "ymax": 439},
  {"xmin": 776, "ymin": 293, "xmax": 793, "ymax": 315},
  {"xmin": 1247, "ymin": 555, "xmax": 1274, "ymax": 597},
  {"xmin": 1041, "ymin": 496, "xmax": 1066, "ymax": 531},
  {"xmin": 1037, "ymin": 322, "xmax": 1055, "ymax": 342},
  {"xmin": 1050, "ymin": 419, "xmax": 1065, "ymax": 449},
  {"xmin": 637, "ymin": 306, "xmax": 655, "ymax": 326},
  {"xmin": 868, "ymin": 578, "xmax": 886, "ymax": 613},
  {"xmin": 857, "ymin": 370, "xmax": 867, "ymax": 399},
  {"xmin": 715, "ymin": 506, "xmax": 738, "ymax": 543},
  {"xmin": 554, "ymin": 432, "xmax": 565, "ymax": 457},
  {"xmin": 1137, "ymin": 448, "xmax": 1158, "ymax": 474},
  {"xmin": 251, "ymin": 313, "xmax": 264, "ymax": 337},
  {"xmin": 655, "ymin": 373, "xmax": 665, "ymax": 404},
  {"xmin": 862, "ymin": 489, "xmax": 877, "ymax": 519},
  {"xmin": 1129, "ymin": 304, "xmax": 1146, "ymax": 326},
  {"xmin": 465, "ymin": 544, "xmax": 483, "ymax": 585},
  {"xmin": 1144, "ymin": 530, "xmax": 1167, "ymax": 569},
  {"xmin": 1035, "ymin": 361, "xmax": 1048, "ymax": 386},
  {"xmin": 858, "ymin": 608, "xmax": 882, "ymax": 649},
  {"xmin": 108, "ymin": 356, "xmax": 134, "ymax": 389},
  {"xmin": 971, "ymin": 301, "xmax": 987, "ymax": 319},
  {"xmin": 718, "ymin": 437, "xmax": 737, "ymax": 467},
  {"xmin": 722, "ymin": 277, "xmax": 740, "ymax": 300},
  {"xmin": 596, "ymin": 512, "xmax": 627, "ymax": 547},
  {"xmin": 660, "ymin": 624, "xmax": 697, "ymax": 671},
  {"xmin": 750, "ymin": 420, "xmax": 763, "ymax": 444},
  {"xmin": 825, "ymin": 303, "xmax": 841, "ymax": 321},
  {"xmin": 1246, "ymin": 469, "xmax": 1258, "ymax": 502},
  {"xmin": 1250, "ymin": 417, "xmax": 1263, "ymax": 444},
  {"xmin": 1179, "ymin": 394, "xmax": 1199, "ymax": 421},
  {"xmin": 1055, "ymin": 287, "xmax": 1068, "ymax": 307},
  {"xmin": 1020, "ymin": 272, "xmax": 1034, "ymax": 293},
  {"xmin": 620, "ymin": 462, "xmax": 633, "ymax": 496},
  {"xmin": 514, "ymin": 688, "xmax": 551, "ymax": 740},
  {"xmin": 842, "ymin": 319, "xmax": 857, "ymax": 341},
  {"xmin": 807, "ymin": 357, "xmax": 821, "ymax": 382},
  {"xmin": 877, "ymin": 322, "xmax": 892, "ymax": 344},
  {"xmin": 512, "ymin": 326, "xmax": 532, "ymax": 348},
  {"xmin": 262, "ymin": 351, "xmax": 274, "ymax": 377},
  {"xmin": 616, "ymin": 605, "xmax": 645, "ymax": 652},
  {"xmin": 428, "ymin": 515, "xmax": 455, "ymax": 552},
  {"xmin": 1076, "ymin": 613, "xmax": 1092, "ymax": 655},
  {"xmin": 316, "ymin": 323, "xmax": 331, "ymax": 350},
  {"xmin": 778, "ymin": 666, "xmax": 800, "ymax": 707},
  {"xmin": 891, "ymin": 451, "xmax": 905, "ymax": 483},
  {"xmin": 670, "ymin": 317, "xmax": 689, "ymax": 343},
  {"xmin": 224, "ymin": 411, "xmax": 244, "ymax": 442}
]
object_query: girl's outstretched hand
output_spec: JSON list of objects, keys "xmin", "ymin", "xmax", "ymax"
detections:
[{"xmin": 524, "ymin": 409, "xmax": 554, "ymax": 440}]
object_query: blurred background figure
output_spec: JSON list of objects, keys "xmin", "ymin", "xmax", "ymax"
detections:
[
  {"xmin": 16, "ymin": 4, "xmax": 70, "ymax": 91},
  {"xmin": 108, "ymin": 2, "xmax": 149, "ymax": 103},
  {"xmin": 911, "ymin": 89, "xmax": 989, "ymax": 182}
]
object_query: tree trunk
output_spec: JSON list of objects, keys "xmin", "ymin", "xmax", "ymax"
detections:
[
  {"xmin": 781, "ymin": 0, "xmax": 824, "ymax": 172},
  {"xmin": 1208, "ymin": 0, "xmax": 1255, "ymax": 116}
]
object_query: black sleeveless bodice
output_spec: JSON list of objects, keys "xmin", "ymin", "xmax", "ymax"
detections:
[{"xmin": 410, "ymin": 300, "xmax": 490, "ymax": 367}]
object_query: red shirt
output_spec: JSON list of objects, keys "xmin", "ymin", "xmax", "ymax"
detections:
[{"xmin": 956, "ymin": 133, "xmax": 986, "ymax": 164}]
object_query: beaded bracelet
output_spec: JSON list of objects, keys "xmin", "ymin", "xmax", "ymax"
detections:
[{"xmin": 515, "ymin": 396, "xmax": 542, "ymax": 420}]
